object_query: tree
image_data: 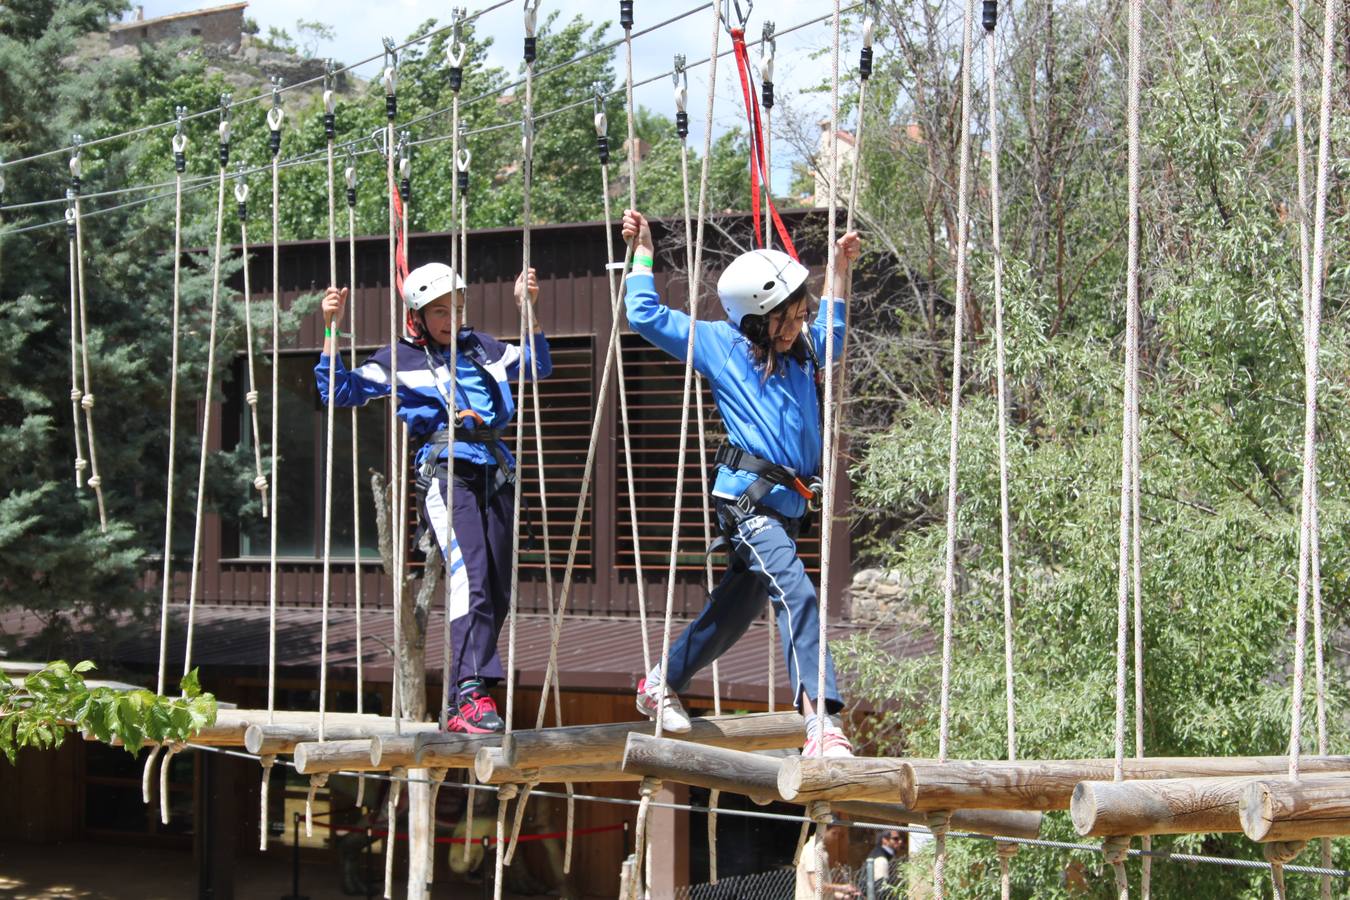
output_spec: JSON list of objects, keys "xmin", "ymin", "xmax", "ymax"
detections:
[{"xmin": 830, "ymin": 0, "xmax": 1350, "ymax": 895}]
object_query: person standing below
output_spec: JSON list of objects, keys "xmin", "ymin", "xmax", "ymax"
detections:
[
  {"xmin": 316, "ymin": 263, "xmax": 549, "ymax": 733},
  {"xmin": 621, "ymin": 208, "xmax": 861, "ymax": 757},
  {"xmin": 864, "ymin": 830, "xmax": 903, "ymax": 899},
  {"xmin": 797, "ymin": 823, "xmax": 861, "ymax": 900}
]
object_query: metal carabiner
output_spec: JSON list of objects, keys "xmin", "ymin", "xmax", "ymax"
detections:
[
  {"xmin": 722, "ymin": 0, "xmax": 752, "ymax": 34},
  {"xmin": 381, "ymin": 37, "xmax": 399, "ymax": 95},
  {"xmin": 759, "ymin": 20, "xmax": 776, "ymax": 82},
  {"xmin": 593, "ymin": 81, "xmax": 608, "ymax": 136},
  {"xmin": 672, "ymin": 54, "xmax": 688, "ymax": 112},
  {"xmin": 234, "ymin": 162, "xmax": 249, "ymax": 204},
  {"xmin": 448, "ymin": 6, "xmax": 468, "ymax": 67}
]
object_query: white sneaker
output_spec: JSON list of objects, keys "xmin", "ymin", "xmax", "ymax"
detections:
[
  {"xmin": 635, "ymin": 674, "xmax": 693, "ymax": 734},
  {"xmin": 803, "ymin": 718, "xmax": 854, "ymax": 758}
]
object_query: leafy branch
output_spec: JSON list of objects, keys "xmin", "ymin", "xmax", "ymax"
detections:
[{"xmin": 0, "ymin": 661, "xmax": 218, "ymax": 764}]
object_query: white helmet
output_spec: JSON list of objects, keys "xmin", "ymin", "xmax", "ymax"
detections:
[
  {"xmin": 402, "ymin": 262, "xmax": 466, "ymax": 311},
  {"xmin": 716, "ymin": 248, "xmax": 809, "ymax": 326}
]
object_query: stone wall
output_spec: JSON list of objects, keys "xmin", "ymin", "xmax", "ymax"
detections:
[{"xmin": 110, "ymin": 5, "xmax": 245, "ymax": 53}]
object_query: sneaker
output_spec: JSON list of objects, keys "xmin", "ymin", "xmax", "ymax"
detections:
[
  {"xmin": 635, "ymin": 676, "xmax": 693, "ymax": 734},
  {"xmin": 447, "ymin": 688, "xmax": 505, "ymax": 734},
  {"xmin": 802, "ymin": 720, "xmax": 854, "ymax": 758}
]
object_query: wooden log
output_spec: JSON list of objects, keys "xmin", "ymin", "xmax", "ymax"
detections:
[
  {"xmin": 621, "ymin": 734, "xmax": 784, "ymax": 805},
  {"xmin": 474, "ymin": 747, "xmax": 642, "ymax": 786},
  {"xmin": 833, "ymin": 801, "xmax": 1043, "ymax": 841},
  {"xmin": 904, "ymin": 756, "xmax": 1350, "ymax": 812},
  {"xmin": 501, "ymin": 711, "xmax": 805, "ymax": 770},
  {"xmin": 188, "ymin": 710, "xmax": 418, "ymax": 747},
  {"xmin": 412, "ymin": 731, "xmax": 503, "ymax": 768},
  {"xmin": 244, "ymin": 721, "xmax": 439, "ymax": 757},
  {"xmin": 1240, "ymin": 775, "xmax": 1350, "ymax": 842},
  {"xmin": 778, "ymin": 757, "xmax": 912, "ymax": 804},
  {"xmin": 370, "ymin": 735, "xmax": 419, "ymax": 769},
  {"xmin": 1071, "ymin": 777, "xmax": 1259, "ymax": 836},
  {"xmin": 294, "ymin": 740, "xmax": 381, "ymax": 775}
]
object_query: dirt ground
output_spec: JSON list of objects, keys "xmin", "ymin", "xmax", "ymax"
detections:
[{"xmin": 0, "ymin": 840, "xmax": 540, "ymax": 900}]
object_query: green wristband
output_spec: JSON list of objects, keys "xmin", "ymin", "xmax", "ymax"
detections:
[
  {"xmin": 325, "ymin": 327, "xmax": 344, "ymax": 338},
  {"xmin": 633, "ymin": 253, "xmax": 654, "ymax": 269}
]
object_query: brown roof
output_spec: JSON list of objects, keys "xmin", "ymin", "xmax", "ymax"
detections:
[
  {"xmin": 2, "ymin": 604, "xmax": 928, "ymax": 709},
  {"xmin": 110, "ymin": 2, "xmax": 247, "ymax": 32}
]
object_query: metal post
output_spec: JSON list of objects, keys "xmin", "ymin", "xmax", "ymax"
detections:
[{"xmin": 281, "ymin": 811, "xmax": 308, "ymax": 900}]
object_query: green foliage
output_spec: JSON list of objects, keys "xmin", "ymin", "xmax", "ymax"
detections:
[
  {"xmin": 836, "ymin": 0, "xmax": 1350, "ymax": 895},
  {"xmin": 0, "ymin": 660, "xmax": 217, "ymax": 764}
]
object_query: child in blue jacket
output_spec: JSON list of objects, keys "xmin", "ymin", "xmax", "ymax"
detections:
[
  {"xmin": 316, "ymin": 263, "xmax": 550, "ymax": 733},
  {"xmin": 622, "ymin": 209, "xmax": 861, "ymax": 757}
]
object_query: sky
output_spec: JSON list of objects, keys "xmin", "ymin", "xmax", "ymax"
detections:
[{"xmin": 126, "ymin": 0, "xmax": 867, "ymax": 193}]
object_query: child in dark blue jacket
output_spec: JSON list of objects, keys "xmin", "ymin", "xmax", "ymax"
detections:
[
  {"xmin": 316, "ymin": 264, "xmax": 551, "ymax": 733},
  {"xmin": 622, "ymin": 209, "xmax": 860, "ymax": 757}
]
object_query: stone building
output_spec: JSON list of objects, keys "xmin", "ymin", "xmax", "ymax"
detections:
[{"xmin": 109, "ymin": 3, "xmax": 248, "ymax": 53}]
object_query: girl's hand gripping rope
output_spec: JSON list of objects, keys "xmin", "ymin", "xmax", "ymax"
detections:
[
  {"xmin": 831, "ymin": 231, "xmax": 861, "ymax": 299},
  {"xmin": 621, "ymin": 208, "xmax": 655, "ymax": 270},
  {"xmin": 321, "ymin": 286, "xmax": 349, "ymax": 354},
  {"xmin": 515, "ymin": 267, "xmax": 542, "ymax": 333}
]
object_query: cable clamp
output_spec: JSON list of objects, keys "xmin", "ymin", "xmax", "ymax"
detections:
[
  {"xmin": 381, "ymin": 37, "xmax": 399, "ymax": 99},
  {"xmin": 863, "ymin": 0, "xmax": 878, "ymax": 46},
  {"xmin": 673, "ymin": 55, "xmax": 688, "ymax": 113},
  {"xmin": 447, "ymin": 6, "xmax": 468, "ymax": 68},
  {"xmin": 523, "ymin": 0, "xmax": 539, "ymax": 37},
  {"xmin": 234, "ymin": 165, "xmax": 249, "ymax": 204},
  {"xmin": 398, "ymin": 130, "xmax": 412, "ymax": 180},
  {"xmin": 456, "ymin": 146, "xmax": 472, "ymax": 173},
  {"xmin": 593, "ymin": 82, "xmax": 608, "ymax": 136},
  {"xmin": 759, "ymin": 20, "xmax": 775, "ymax": 82}
]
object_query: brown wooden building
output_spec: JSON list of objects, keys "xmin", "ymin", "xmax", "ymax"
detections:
[{"xmin": 0, "ymin": 211, "xmax": 919, "ymax": 898}]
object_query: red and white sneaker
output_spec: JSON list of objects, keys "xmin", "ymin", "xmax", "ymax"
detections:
[
  {"xmin": 635, "ymin": 675, "xmax": 692, "ymax": 734},
  {"xmin": 446, "ymin": 689, "xmax": 505, "ymax": 734},
  {"xmin": 802, "ymin": 721, "xmax": 854, "ymax": 758}
]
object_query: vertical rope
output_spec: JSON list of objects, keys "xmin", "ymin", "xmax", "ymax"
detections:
[
  {"xmin": 934, "ymin": 0, "xmax": 976, "ymax": 894},
  {"xmin": 69, "ymin": 150, "xmax": 107, "ymax": 531},
  {"xmin": 441, "ymin": 20, "xmax": 466, "ymax": 735},
  {"xmin": 184, "ymin": 104, "xmax": 232, "ymax": 679},
  {"xmin": 66, "ymin": 206, "xmax": 86, "ymax": 494},
  {"xmin": 345, "ymin": 154, "xmax": 368, "ymax": 808},
  {"xmin": 235, "ymin": 178, "xmax": 269, "ymax": 515},
  {"xmin": 266, "ymin": 106, "xmax": 282, "ymax": 725},
  {"xmin": 382, "ymin": 44, "xmax": 404, "ymax": 732},
  {"xmin": 1289, "ymin": 0, "xmax": 1337, "ymax": 784},
  {"xmin": 759, "ymin": 22, "xmax": 778, "ymax": 717},
  {"xmin": 318, "ymin": 77, "xmax": 340, "ymax": 745}
]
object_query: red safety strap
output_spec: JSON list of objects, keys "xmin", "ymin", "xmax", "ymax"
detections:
[
  {"xmin": 730, "ymin": 28, "xmax": 798, "ymax": 261},
  {"xmin": 390, "ymin": 168, "xmax": 419, "ymax": 342}
]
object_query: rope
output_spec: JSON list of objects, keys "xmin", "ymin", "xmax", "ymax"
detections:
[
  {"xmin": 64, "ymin": 208, "xmax": 86, "ymax": 492},
  {"xmin": 345, "ymin": 153, "xmax": 367, "ymax": 809},
  {"xmin": 234, "ymin": 177, "xmax": 269, "ymax": 513},
  {"xmin": 318, "ymin": 75, "xmax": 340, "ymax": 745},
  {"xmin": 382, "ymin": 45, "xmax": 405, "ymax": 733},
  {"xmin": 441, "ymin": 17, "xmax": 467, "ymax": 736},
  {"xmin": 183, "ymin": 105, "xmax": 232, "ymax": 679},
  {"xmin": 1266, "ymin": 841, "xmax": 1308, "ymax": 900},
  {"xmin": 266, "ymin": 104, "xmax": 283, "ymax": 726},
  {"xmin": 259, "ymin": 754, "xmax": 275, "ymax": 850},
  {"xmin": 934, "ymin": 0, "xmax": 977, "ymax": 892},
  {"xmin": 384, "ymin": 767, "xmax": 404, "ymax": 899},
  {"xmin": 141, "ymin": 743, "xmax": 162, "ymax": 805},
  {"xmin": 69, "ymin": 156, "xmax": 107, "ymax": 530},
  {"xmin": 498, "ymin": 8, "xmax": 539, "ymax": 897},
  {"xmin": 159, "ymin": 743, "xmax": 183, "ymax": 825},
  {"xmin": 1290, "ymin": 0, "xmax": 1337, "ymax": 784}
]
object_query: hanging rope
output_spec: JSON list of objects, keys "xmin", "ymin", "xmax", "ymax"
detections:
[
  {"xmin": 183, "ymin": 98, "xmax": 233, "ymax": 680},
  {"xmin": 317, "ymin": 63, "xmax": 342, "ymax": 750},
  {"xmin": 265, "ymin": 94, "xmax": 285, "ymax": 733},
  {"xmin": 979, "ymin": 3, "xmax": 1020, "ymax": 895},
  {"xmin": 626, "ymin": 5, "xmax": 722, "ymax": 891},
  {"xmin": 234, "ymin": 171, "xmax": 269, "ymax": 513},
  {"xmin": 496, "ymin": 5, "xmax": 538, "ymax": 894},
  {"xmin": 65, "ymin": 200, "xmax": 86, "ymax": 493},
  {"xmin": 344, "ymin": 149, "xmax": 368, "ymax": 811},
  {"xmin": 381, "ymin": 39, "xmax": 406, "ymax": 734},
  {"xmin": 933, "ymin": 0, "xmax": 976, "ymax": 894},
  {"xmin": 760, "ymin": 21, "xmax": 775, "ymax": 251},
  {"xmin": 68, "ymin": 140, "xmax": 108, "ymax": 530}
]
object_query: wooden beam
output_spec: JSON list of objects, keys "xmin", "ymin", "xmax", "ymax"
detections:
[
  {"xmin": 833, "ymin": 801, "xmax": 1043, "ymax": 841},
  {"xmin": 501, "ymin": 711, "xmax": 805, "ymax": 770},
  {"xmin": 778, "ymin": 757, "xmax": 912, "ymax": 804},
  {"xmin": 474, "ymin": 747, "xmax": 642, "ymax": 786},
  {"xmin": 185, "ymin": 710, "xmax": 420, "ymax": 747},
  {"xmin": 1240, "ymin": 775, "xmax": 1350, "ymax": 842},
  {"xmin": 412, "ymin": 731, "xmax": 503, "ymax": 769},
  {"xmin": 1070, "ymin": 777, "xmax": 1256, "ymax": 836},
  {"xmin": 369, "ymin": 735, "xmax": 419, "ymax": 769},
  {"xmin": 904, "ymin": 756, "xmax": 1350, "ymax": 812},
  {"xmin": 244, "ymin": 721, "xmax": 439, "ymax": 757},
  {"xmin": 621, "ymin": 734, "xmax": 784, "ymax": 805},
  {"xmin": 294, "ymin": 740, "xmax": 380, "ymax": 775}
]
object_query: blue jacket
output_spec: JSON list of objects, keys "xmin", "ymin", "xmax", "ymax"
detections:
[
  {"xmin": 624, "ymin": 272, "xmax": 845, "ymax": 518},
  {"xmin": 315, "ymin": 327, "xmax": 552, "ymax": 468}
]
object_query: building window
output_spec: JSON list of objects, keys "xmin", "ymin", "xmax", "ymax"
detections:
[{"xmin": 236, "ymin": 351, "xmax": 384, "ymax": 560}]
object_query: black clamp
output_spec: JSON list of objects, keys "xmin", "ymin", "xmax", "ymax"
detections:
[
  {"xmin": 760, "ymin": 21, "xmax": 776, "ymax": 109},
  {"xmin": 173, "ymin": 107, "xmax": 188, "ymax": 173},
  {"xmin": 397, "ymin": 130, "xmax": 411, "ymax": 203},
  {"xmin": 620, "ymin": 0, "xmax": 634, "ymax": 30},
  {"xmin": 234, "ymin": 164, "xmax": 249, "ymax": 223},
  {"xmin": 983, "ymin": 0, "xmax": 997, "ymax": 32},
  {"xmin": 69, "ymin": 134, "xmax": 82, "ymax": 195},
  {"xmin": 382, "ymin": 38, "xmax": 399, "ymax": 121},
  {"xmin": 594, "ymin": 83, "xmax": 610, "ymax": 164},
  {"xmin": 673, "ymin": 55, "xmax": 689, "ymax": 138},
  {"xmin": 524, "ymin": 0, "xmax": 539, "ymax": 63},
  {"xmin": 448, "ymin": 7, "xmax": 467, "ymax": 92},
  {"xmin": 345, "ymin": 148, "xmax": 358, "ymax": 208},
  {"xmin": 323, "ymin": 60, "xmax": 337, "ymax": 139},
  {"xmin": 65, "ymin": 191, "xmax": 77, "ymax": 238},
  {"xmin": 217, "ymin": 93, "xmax": 232, "ymax": 168}
]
